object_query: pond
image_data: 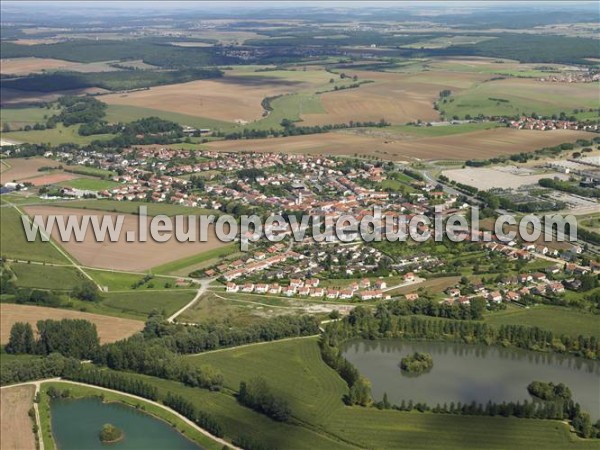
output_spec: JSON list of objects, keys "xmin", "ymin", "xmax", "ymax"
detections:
[
  {"xmin": 343, "ymin": 340, "xmax": 600, "ymax": 419},
  {"xmin": 51, "ymin": 397, "xmax": 202, "ymax": 450}
]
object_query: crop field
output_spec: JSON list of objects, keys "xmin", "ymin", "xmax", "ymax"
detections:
[
  {"xmin": 0, "ymin": 206, "xmax": 68, "ymax": 264},
  {"xmin": 0, "ymin": 384, "xmax": 36, "ymax": 450},
  {"xmin": 0, "ymin": 303, "xmax": 143, "ymax": 343},
  {"xmin": 28, "ymin": 173, "xmax": 80, "ymax": 186},
  {"xmin": 485, "ymin": 304, "xmax": 600, "ymax": 339},
  {"xmin": 300, "ymin": 69, "xmax": 489, "ymax": 126},
  {"xmin": 105, "ymin": 104, "xmax": 231, "ymax": 131},
  {"xmin": 439, "ymin": 78, "xmax": 600, "ymax": 119},
  {"xmin": 10, "ymin": 262, "xmax": 84, "ymax": 290},
  {"xmin": 54, "ymin": 198, "xmax": 219, "ymax": 217},
  {"xmin": 0, "ymin": 157, "xmax": 60, "ymax": 182},
  {"xmin": 100, "ymin": 73, "xmax": 317, "ymax": 123},
  {"xmin": 206, "ymin": 128, "xmax": 593, "ymax": 161},
  {"xmin": 22, "ymin": 205, "xmax": 228, "ymax": 272},
  {"xmin": 0, "ymin": 57, "xmax": 80, "ymax": 74}
]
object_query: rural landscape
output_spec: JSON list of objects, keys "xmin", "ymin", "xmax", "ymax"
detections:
[{"xmin": 0, "ymin": 1, "xmax": 599, "ymax": 449}]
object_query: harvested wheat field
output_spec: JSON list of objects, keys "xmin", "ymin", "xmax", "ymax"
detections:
[
  {"xmin": 0, "ymin": 384, "xmax": 36, "ymax": 450},
  {"xmin": 1, "ymin": 303, "xmax": 144, "ymax": 344},
  {"xmin": 301, "ymin": 70, "xmax": 488, "ymax": 126},
  {"xmin": 102, "ymin": 74, "xmax": 313, "ymax": 123},
  {"xmin": 208, "ymin": 128, "xmax": 593, "ymax": 161},
  {"xmin": 27, "ymin": 172, "xmax": 79, "ymax": 186},
  {"xmin": 0, "ymin": 57, "xmax": 79, "ymax": 75},
  {"xmin": 0, "ymin": 157, "xmax": 59, "ymax": 183},
  {"xmin": 22, "ymin": 206, "xmax": 228, "ymax": 272}
]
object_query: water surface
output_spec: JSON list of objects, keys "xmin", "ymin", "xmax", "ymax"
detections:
[
  {"xmin": 343, "ymin": 340, "xmax": 600, "ymax": 419},
  {"xmin": 51, "ymin": 397, "xmax": 202, "ymax": 450}
]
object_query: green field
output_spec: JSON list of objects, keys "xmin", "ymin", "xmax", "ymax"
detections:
[
  {"xmin": 0, "ymin": 206, "xmax": 68, "ymax": 264},
  {"xmin": 151, "ymin": 243, "xmax": 239, "ymax": 275},
  {"xmin": 87, "ymin": 268, "xmax": 187, "ymax": 291},
  {"xmin": 64, "ymin": 165, "xmax": 115, "ymax": 178},
  {"xmin": 184, "ymin": 338, "xmax": 597, "ymax": 449},
  {"xmin": 255, "ymin": 92, "xmax": 325, "ymax": 129},
  {"xmin": 38, "ymin": 381, "xmax": 224, "ymax": 450},
  {"xmin": 54, "ymin": 199, "xmax": 218, "ymax": 217},
  {"xmin": 486, "ymin": 304, "xmax": 600, "ymax": 339},
  {"xmin": 0, "ymin": 106, "xmax": 57, "ymax": 129},
  {"xmin": 59, "ymin": 178, "xmax": 120, "ymax": 191},
  {"xmin": 1, "ymin": 124, "xmax": 115, "ymax": 145},
  {"xmin": 10, "ymin": 262, "xmax": 84, "ymax": 290},
  {"xmin": 385, "ymin": 121, "xmax": 501, "ymax": 137},
  {"xmin": 439, "ymin": 79, "xmax": 600, "ymax": 119},
  {"xmin": 99, "ymin": 290, "xmax": 194, "ymax": 319}
]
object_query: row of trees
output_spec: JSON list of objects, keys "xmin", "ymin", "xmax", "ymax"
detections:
[
  {"xmin": 238, "ymin": 377, "xmax": 291, "ymax": 422},
  {"xmin": 218, "ymin": 119, "xmax": 389, "ymax": 140},
  {"xmin": 323, "ymin": 308, "xmax": 599, "ymax": 362},
  {"xmin": 66, "ymin": 367, "xmax": 159, "ymax": 400},
  {"xmin": 143, "ymin": 313, "xmax": 320, "ymax": 354},
  {"xmin": 95, "ymin": 336, "xmax": 224, "ymax": 390},
  {"xmin": 6, "ymin": 320, "xmax": 100, "ymax": 359},
  {"xmin": 0, "ymin": 353, "xmax": 79, "ymax": 385},
  {"xmin": 538, "ymin": 178, "xmax": 600, "ymax": 199},
  {"xmin": 376, "ymin": 393, "xmax": 598, "ymax": 437}
]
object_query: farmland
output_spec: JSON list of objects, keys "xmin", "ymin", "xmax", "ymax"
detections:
[
  {"xmin": 485, "ymin": 304, "xmax": 600, "ymax": 339},
  {"xmin": 0, "ymin": 303, "xmax": 143, "ymax": 343},
  {"xmin": 54, "ymin": 199, "xmax": 218, "ymax": 217},
  {"xmin": 58, "ymin": 178, "xmax": 120, "ymax": 191},
  {"xmin": 10, "ymin": 262, "xmax": 84, "ymax": 291},
  {"xmin": 99, "ymin": 290, "xmax": 195, "ymax": 320},
  {"xmin": 185, "ymin": 338, "xmax": 598, "ymax": 449},
  {"xmin": 0, "ymin": 206, "xmax": 68, "ymax": 264},
  {"xmin": 100, "ymin": 73, "xmax": 317, "ymax": 124},
  {"xmin": 22, "ymin": 205, "xmax": 228, "ymax": 272},
  {"xmin": 0, "ymin": 384, "xmax": 37, "ymax": 450},
  {"xmin": 0, "ymin": 157, "xmax": 61, "ymax": 183},
  {"xmin": 0, "ymin": 57, "xmax": 80, "ymax": 75},
  {"xmin": 1, "ymin": 123, "xmax": 115, "ymax": 145},
  {"xmin": 439, "ymin": 78, "xmax": 600, "ymax": 119},
  {"xmin": 206, "ymin": 128, "xmax": 593, "ymax": 161}
]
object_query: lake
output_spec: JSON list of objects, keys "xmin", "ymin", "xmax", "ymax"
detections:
[
  {"xmin": 51, "ymin": 397, "xmax": 202, "ymax": 450},
  {"xmin": 343, "ymin": 340, "xmax": 600, "ymax": 419}
]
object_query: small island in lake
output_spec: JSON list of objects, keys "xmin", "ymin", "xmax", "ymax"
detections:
[
  {"xmin": 99, "ymin": 423, "xmax": 124, "ymax": 444},
  {"xmin": 400, "ymin": 352, "xmax": 433, "ymax": 375}
]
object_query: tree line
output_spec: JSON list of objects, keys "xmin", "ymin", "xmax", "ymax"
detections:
[
  {"xmin": 218, "ymin": 119, "xmax": 390, "ymax": 140},
  {"xmin": 238, "ymin": 377, "xmax": 291, "ymax": 422},
  {"xmin": 6, "ymin": 319, "xmax": 100, "ymax": 360}
]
